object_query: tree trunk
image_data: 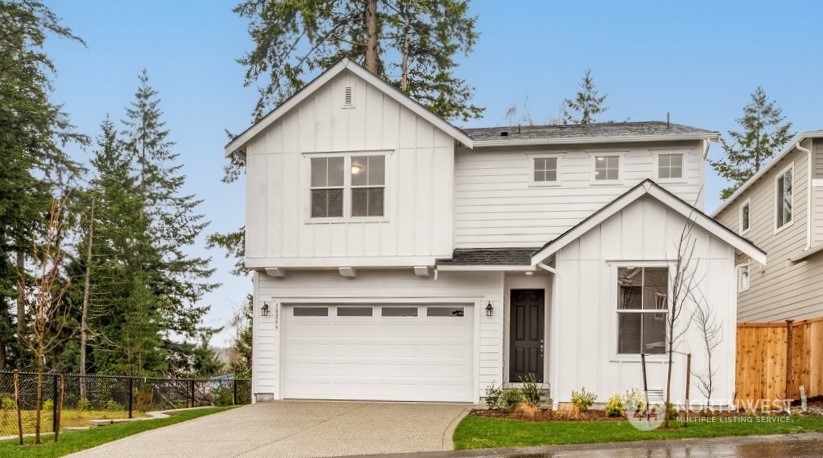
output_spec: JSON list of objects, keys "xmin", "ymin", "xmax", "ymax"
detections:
[
  {"xmin": 364, "ymin": 0, "xmax": 379, "ymax": 73},
  {"xmin": 16, "ymin": 251, "xmax": 24, "ymax": 369},
  {"xmin": 80, "ymin": 197, "xmax": 94, "ymax": 400},
  {"xmin": 399, "ymin": 6, "xmax": 410, "ymax": 92}
]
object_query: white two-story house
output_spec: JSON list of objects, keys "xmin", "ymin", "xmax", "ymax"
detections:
[{"xmin": 226, "ymin": 59, "xmax": 765, "ymax": 406}]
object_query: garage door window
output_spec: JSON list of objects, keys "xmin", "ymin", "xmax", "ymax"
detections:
[
  {"xmin": 427, "ymin": 307, "xmax": 465, "ymax": 317},
  {"xmin": 293, "ymin": 307, "xmax": 328, "ymax": 317},
  {"xmin": 337, "ymin": 306, "xmax": 373, "ymax": 317},
  {"xmin": 381, "ymin": 307, "xmax": 418, "ymax": 317}
]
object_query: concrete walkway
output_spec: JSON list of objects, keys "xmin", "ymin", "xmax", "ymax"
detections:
[{"xmin": 70, "ymin": 401, "xmax": 471, "ymax": 458}]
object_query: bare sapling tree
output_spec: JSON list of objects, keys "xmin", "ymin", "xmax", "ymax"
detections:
[
  {"xmin": 17, "ymin": 197, "xmax": 74, "ymax": 443},
  {"xmin": 663, "ymin": 216, "xmax": 702, "ymax": 428},
  {"xmin": 691, "ymin": 296, "xmax": 723, "ymax": 410}
]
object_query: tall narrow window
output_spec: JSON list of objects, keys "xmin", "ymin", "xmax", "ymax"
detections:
[
  {"xmin": 658, "ymin": 153, "xmax": 683, "ymax": 179},
  {"xmin": 776, "ymin": 166, "xmax": 793, "ymax": 230},
  {"xmin": 351, "ymin": 156, "xmax": 385, "ymax": 217},
  {"xmin": 310, "ymin": 157, "xmax": 344, "ymax": 217},
  {"xmin": 740, "ymin": 200, "xmax": 750, "ymax": 234},
  {"xmin": 594, "ymin": 155, "xmax": 620, "ymax": 181},
  {"xmin": 617, "ymin": 267, "xmax": 667, "ymax": 355}
]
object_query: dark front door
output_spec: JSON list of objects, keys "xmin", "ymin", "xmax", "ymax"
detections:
[{"xmin": 509, "ymin": 289, "xmax": 545, "ymax": 382}]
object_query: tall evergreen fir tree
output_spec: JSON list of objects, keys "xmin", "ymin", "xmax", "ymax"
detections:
[
  {"xmin": 122, "ymin": 71, "xmax": 218, "ymax": 375},
  {"xmin": 558, "ymin": 68, "xmax": 608, "ymax": 125},
  {"xmin": 0, "ymin": 0, "xmax": 85, "ymax": 368},
  {"xmin": 710, "ymin": 87, "xmax": 793, "ymax": 199}
]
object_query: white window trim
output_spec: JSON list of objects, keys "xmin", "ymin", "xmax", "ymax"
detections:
[
  {"xmin": 736, "ymin": 263, "xmax": 750, "ymax": 293},
  {"xmin": 739, "ymin": 199, "xmax": 751, "ymax": 235},
  {"xmin": 304, "ymin": 151, "xmax": 390, "ymax": 223},
  {"xmin": 774, "ymin": 164, "xmax": 794, "ymax": 234},
  {"xmin": 609, "ymin": 262, "xmax": 671, "ymax": 362},
  {"xmin": 590, "ymin": 152, "xmax": 624, "ymax": 185},
  {"xmin": 655, "ymin": 150, "xmax": 687, "ymax": 183},
  {"xmin": 528, "ymin": 153, "xmax": 563, "ymax": 187}
]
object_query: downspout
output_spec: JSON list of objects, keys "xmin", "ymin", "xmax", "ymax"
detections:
[{"xmin": 795, "ymin": 141, "xmax": 813, "ymax": 250}]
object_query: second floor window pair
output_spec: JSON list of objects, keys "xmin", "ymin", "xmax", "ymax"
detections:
[{"xmin": 311, "ymin": 155, "xmax": 385, "ymax": 218}]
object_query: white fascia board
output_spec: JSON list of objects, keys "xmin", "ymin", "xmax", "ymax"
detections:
[
  {"xmin": 472, "ymin": 132, "xmax": 719, "ymax": 149},
  {"xmin": 246, "ymin": 256, "xmax": 438, "ymax": 269},
  {"xmin": 713, "ymin": 131, "xmax": 823, "ymax": 217},
  {"xmin": 225, "ymin": 59, "xmax": 473, "ymax": 157},
  {"xmin": 530, "ymin": 181, "xmax": 767, "ymax": 266},
  {"xmin": 435, "ymin": 265, "xmax": 536, "ymax": 272}
]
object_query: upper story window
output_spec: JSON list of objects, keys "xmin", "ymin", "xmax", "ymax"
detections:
[
  {"xmin": 737, "ymin": 264, "xmax": 750, "ymax": 292},
  {"xmin": 594, "ymin": 155, "xmax": 620, "ymax": 181},
  {"xmin": 739, "ymin": 200, "xmax": 750, "ymax": 235},
  {"xmin": 775, "ymin": 165, "xmax": 793, "ymax": 231},
  {"xmin": 530, "ymin": 155, "xmax": 560, "ymax": 185},
  {"xmin": 310, "ymin": 154, "xmax": 385, "ymax": 218},
  {"xmin": 658, "ymin": 153, "xmax": 684, "ymax": 180},
  {"xmin": 617, "ymin": 266, "xmax": 667, "ymax": 355}
]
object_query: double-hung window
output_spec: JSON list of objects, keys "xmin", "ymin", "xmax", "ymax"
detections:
[
  {"xmin": 617, "ymin": 267, "xmax": 667, "ymax": 355},
  {"xmin": 310, "ymin": 154, "xmax": 385, "ymax": 218},
  {"xmin": 775, "ymin": 166, "xmax": 793, "ymax": 230}
]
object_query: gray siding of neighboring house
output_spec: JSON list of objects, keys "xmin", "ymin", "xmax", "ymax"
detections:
[
  {"xmin": 717, "ymin": 139, "xmax": 823, "ymax": 322},
  {"xmin": 814, "ymin": 139, "xmax": 823, "ymax": 244}
]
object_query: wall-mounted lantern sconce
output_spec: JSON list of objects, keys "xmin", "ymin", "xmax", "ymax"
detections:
[
  {"xmin": 260, "ymin": 303, "xmax": 270, "ymax": 316},
  {"xmin": 485, "ymin": 301, "xmax": 494, "ymax": 317}
]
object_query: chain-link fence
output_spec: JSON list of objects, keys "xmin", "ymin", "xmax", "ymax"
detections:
[{"xmin": 0, "ymin": 371, "xmax": 250, "ymax": 438}]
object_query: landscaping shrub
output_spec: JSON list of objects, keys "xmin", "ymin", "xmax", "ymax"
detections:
[
  {"xmin": 605, "ymin": 393, "xmax": 625, "ymax": 417},
  {"xmin": 553, "ymin": 404, "xmax": 581, "ymax": 420},
  {"xmin": 624, "ymin": 388, "xmax": 645, "ymax": 412},
  {"xmin": 42, "ymin": 399, "xmax": 54, "ymax": 412},
  {"xmin": 106, "ymin": 400, "xmax": 123, "ymax": 411},
  {"xmin": 213, "ymin": 386, "xmax": 233, "ymax": 406},
  {"xmin": 570, "ymin": 387, "xmax": 597, "ymax": 412},
  {"xmin": 134, "ymin": 385, "xmax": 153, "ymax": 412},
  {"xmin": 77, "ymin": 399, "xmax": 91, "ymax": 411},
  {"xmin": 513, "ymin": 402, "xmax": 540, "ymax": 420},
  {"xmin": 518, "ymin": 373, "xmax": 542, "ymax": 407},
  {"xmin": 498, "ymin": 387, "xmax": 524, "ymax": 412},
  {"xmin": 0, "ymin": 395, "xmax": 15, "ymax": 411},
  {"xmin": 484, "ymin": 384, "xmax": 502, "ymax": 410}
]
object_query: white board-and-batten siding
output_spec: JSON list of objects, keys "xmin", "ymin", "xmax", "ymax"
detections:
[
  {"xmin": 717, "ymin": 143, "xmax": 823, "ymax": 322},
  {"xmin": 244, "ymin": 70, "xmax": 454, "ymax": 267},
  {"xmin": 551, "ymin": 196, "xmax": 737, "ymax": 405},
  {"xmin": 453, "ymin": 141, "xmax": 705, "ymax": 249},
  {"xmin": 252, "ymin": 270, "xmax": 504, "ymax": 402}
]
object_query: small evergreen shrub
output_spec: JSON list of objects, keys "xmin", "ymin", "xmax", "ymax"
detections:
[
  {"xmin": 570, "ymin": 387, "xmax": 597, "ymax": 412},
  {"xmin": 77, "ymin": 399, "xmax": 91, "ymax": 411},
  {"xmin": 605, "ymin": 393, "xmax": 626, "ymax": 417},
  {"xmin": 518, "ymin": 373, "xmax": 542, "ymax": 407},
  {"xmin": 484, "ymin": 384, "xmax": 502, "ymax": 410},
  {"xmin": 1, "ymin": 395, "xmax": 15, "ymax": 411},
  {"xmin": 42, "ymin": 399, "xmax": 54, "ymax": 412},
  {"xmin": 498, "ymin": 387, "xmax": 524, "ymax": 412},
  {"xmin": 106, "ymin": 400, "xmax": 123, "ymax": 411},
  {"xmin": 625, "ymin": 389, "xmax": 645, "ymax": 412}
]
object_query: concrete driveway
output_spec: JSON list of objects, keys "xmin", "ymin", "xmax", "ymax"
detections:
[{"xmin": 71, "ymin": 401, "xmax": 471, "ymax": 458}]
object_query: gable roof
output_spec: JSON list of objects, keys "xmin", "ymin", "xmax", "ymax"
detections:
[
  {"xmin": 712, "ymin": 130, "xmax": 823, "ymax": 217},
  {"xmin": 531, "ymin": 179, "xmax": 767, "ymax": 266},
  {"xmin": 225, "ymin": 59, "xmax": 474, "ymax": 157},
  {"xmin": 465, "ymin": 122, "xmax": 719, "ymax": 148}
]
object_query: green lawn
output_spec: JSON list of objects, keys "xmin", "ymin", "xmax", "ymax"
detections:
[
  {"xmin": 454, "ymin": 414, "xmax": 823, "ymax": 450},
  {"xmin": 0, "ymin": 406, "xmax": 236, "ymax": 457}
]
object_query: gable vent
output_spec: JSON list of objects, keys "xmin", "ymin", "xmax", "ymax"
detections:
[{"xmin": 343, "ymin": 85, "xmax": 354, "ymax": 107}]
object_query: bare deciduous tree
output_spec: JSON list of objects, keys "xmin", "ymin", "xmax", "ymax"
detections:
[{"xmin": 691, "ymin": 298, "xmax": 723, "ymax": 409}]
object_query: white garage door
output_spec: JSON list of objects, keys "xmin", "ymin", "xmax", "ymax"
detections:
[{"xmin": 282, "ymin": 304, "xmax": 474, "ymax": 402}]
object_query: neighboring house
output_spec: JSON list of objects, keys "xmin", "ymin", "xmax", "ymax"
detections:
[
  {"xmin": 715, "ymin": 131, "xmax": 823, "ymax": 323},
  {"xmin": 226, "ymin": 59, "xmax": 765, "ymax": 406}
]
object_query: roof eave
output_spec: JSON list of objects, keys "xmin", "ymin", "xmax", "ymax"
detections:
[
  {"xmin": 470, "ymin": 132, "xmax": 719, "ymax": 149},
  {"xmin": 224, "ymin": 59, "xmax": 474, "ymax": 158},
  {"xmin": 713, "ymin": 131, "xmax": 823, "ymax": 217}
]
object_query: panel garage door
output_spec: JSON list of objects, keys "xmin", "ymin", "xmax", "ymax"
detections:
[{"xmin": 282, "ymin": 304, "xmax": 474, "ymax": 402}]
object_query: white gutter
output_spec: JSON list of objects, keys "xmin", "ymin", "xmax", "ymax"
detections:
[
  {"xmin": 471, "ymin": 133, "xmax": 720, "ymax": 149},
  {"xmin": 796, "ymin": 141, "xmax": 813, "ymax": 250}
]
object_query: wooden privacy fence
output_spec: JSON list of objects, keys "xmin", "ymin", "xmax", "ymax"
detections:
[{"xmin": 736, "ymin": 317, "xmax": 823, "ymax": 405}]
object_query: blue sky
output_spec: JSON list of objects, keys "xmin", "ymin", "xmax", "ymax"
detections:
[{"xmin": 45, "ymin": 1, "xmax": 823, "ymax": 346}]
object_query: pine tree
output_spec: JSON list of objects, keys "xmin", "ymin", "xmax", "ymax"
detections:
[
  {"xmin": 710, "ymin": 87, "xmax": 793, "ymax": 199},
  {"xmin": 121, "ymin": 71, "xmax": 218, "ymax": 374},
  {"xmin": 558, "ymin": 68, "xmax": 608, "ymax": 125}
]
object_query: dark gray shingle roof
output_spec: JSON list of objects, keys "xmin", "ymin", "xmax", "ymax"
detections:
[
  {"xmin": 436, "ymin": 248, "xmax": 539, "ymax": 266},
  {"xmin": 463, "ymin": 121, "xmax": 716, "ymax": 142}
]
